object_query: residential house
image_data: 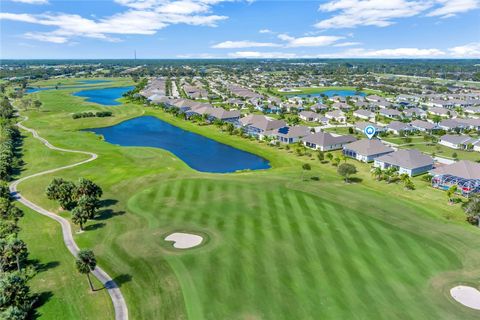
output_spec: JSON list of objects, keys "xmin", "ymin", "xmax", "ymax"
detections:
[
  {"xmin": 355, "ymin": 122, "xmax": 386, "ymax": 134},
  {"xmin": 303, "ymin": 132, "xmax": 357, "ymax": 151},
  {"xmin": 310, "ymin": 103, "xmax": 329, "ymax": 113},
  {"xmin": 403, "ymin": 108, "xmax": 427, "ymax": 119},
  {"xmin": 379, "ymin": 109, "xmax": 402, "ymax": 119},
  {"xmin": 239, "ymin": 115, "xmax": 287, "ymax": 139},
  {"xmin": 431, "ymin": 160, "xmax": 480, "ymax": 196},
  {"xmin": 299, "ymin": 111, "xmax": 320, "ymax": 122},
  {"xmin": 439, "ymin": 119, "xmax": 466, "ymax": 131},
  {"xmin": 374, "ymin": 149, "xmax": 434, "ymax": 176},
  {"xmin": 332, "ymin": 102, "xmax": 352, "ymax": 112},
  {"xmin": 439, "ymin": 134, "xmax": 479, "ymax": 150},
  {"xmin": 276, "ymin": 126, "xmax": 311, "ymax": 144},
  {"xmin": 325, "ymin": 110, "xmax": 346, "ymax": 123},
  {"xmin": 428, "ymin": 107, "xmax": 457, "ymax": 118},
  {"xmin": 410, "ymin": 120, "xmax": 437, "ymax": 132},
  {"xmin": 343, "ymin": 139, "xmax": 394, "ymax": 162},
  {"xmin": 386, "ymin": 121, "xmax": 414, "ymax": 135},
  {"xmin": 353, "ymin": 109, "xmax": 375, "ymax": 121}
]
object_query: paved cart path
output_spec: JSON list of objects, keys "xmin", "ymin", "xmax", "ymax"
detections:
[{"xmin": 9, "ymin": 116, "xmax": 128, "ymax": 320}]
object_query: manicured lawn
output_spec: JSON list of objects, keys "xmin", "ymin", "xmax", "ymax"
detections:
[
  {"xmin": 19, "ymin": 204, "xmax": 113, "ymax": 320},
  {"xmin": 13, "ymin": 85, "xmax": 480, "ymax": 319}
]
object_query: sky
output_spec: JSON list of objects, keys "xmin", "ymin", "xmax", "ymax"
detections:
[{"xmin": 1, "ymin": 0, "xmax": 480, "ymax": 59}]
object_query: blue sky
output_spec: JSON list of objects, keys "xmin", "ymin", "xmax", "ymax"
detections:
[{"xmin": 1, "ymin": 0, "xmax": 479, "ymax": 59}]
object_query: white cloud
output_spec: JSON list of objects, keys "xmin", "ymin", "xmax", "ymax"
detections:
[
  {"xmin": 228, "ymin": 51, "xmax": 297, "ymax": 58},
  {"xmin": 212, "ymin": 40, "xmax": 281, "ymax": 48},
  {"xmin": 1, "ymin": 0, "xmax": 231, "ymax": 43},
  {"xmin": 316, "ymin": 0, "xmax": 432, "ymax": 29},
  {"xmin": 10, "ymin": 0, "xmax": 48, "ymax": 4},
  {"xmin": 427, "ymin": 0, "xmax": 480, "ymax": 18},
  {"xmin": 259, "ymin": 28, "xmax": 272, "ymax": 33},
  {"xmin": 24, "ymin": 32, "xmax": 67, "ymax": 43},
  {"xmin": 278, "ymin": 34, "xmax": 344, "ymax": 47},
  {"xmin": 333, "ymin": 41, "xmax": 362, "ymax": 47},
  {"xmin": 449, "ymin": 42, "xmax": 480, "ymax": 57}
]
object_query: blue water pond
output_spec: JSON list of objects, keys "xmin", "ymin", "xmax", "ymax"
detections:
[
  {"xmin": 73, "ymin": 86, "xmax": 134, "ymax": 106},
  {"xmin": 86, "ymin": 116, "xmax": 271, "ymax": 173},
  {"xmin": 287, "ymin": 89, "xmax": 366, "ymax": 98}
]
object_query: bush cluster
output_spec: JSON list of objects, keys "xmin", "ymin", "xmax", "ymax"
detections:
[{"xmin": 72, "ymin": 111, "xmax": 112, "ymax": 119}]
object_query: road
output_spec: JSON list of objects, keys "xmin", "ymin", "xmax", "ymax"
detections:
[{"xmin": 9, "ymin": 116, "xmax": 129, "ymax": 320}]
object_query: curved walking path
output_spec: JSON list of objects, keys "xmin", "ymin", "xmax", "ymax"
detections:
[{"xmin": 9, "ymin": 116, "xmax": 128, "ymax": 320}]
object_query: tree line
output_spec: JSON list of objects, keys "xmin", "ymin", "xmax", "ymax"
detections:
[{"xmin": 0, "ymin": 97, "xmax": 37, "ymax": 319}]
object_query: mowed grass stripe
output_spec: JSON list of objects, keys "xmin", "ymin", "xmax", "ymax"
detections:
[
  {"xmin": 302, "ymin": 196, "xmax": 351, "ymax": 316},
  {"xmin": 321, "ymin": 202, "xmax": 380, "ymax": 317}
]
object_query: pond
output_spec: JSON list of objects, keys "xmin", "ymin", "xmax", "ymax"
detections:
[
  {"xmin": 26, "ymin": 79, "xmax": 112, "ymax": 93},
  {"xmin": 287, "ymin": 89, "xmax": 366, "ymax": 99},
  {"xmin": 73, "ymin": 86, "xmax": 134, "ymax": 106},
  {"xmin": 85, "ymin": 116, "xmax": 271, "ymax": 173}
]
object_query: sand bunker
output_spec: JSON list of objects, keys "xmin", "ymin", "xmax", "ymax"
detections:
[
  {"xmin": 450, "ymin": 286, "xmax": 480, "ymax": 310},
  {"xmin": 165, "ymin": 232, "xmax": 203, "ymax": 249}
]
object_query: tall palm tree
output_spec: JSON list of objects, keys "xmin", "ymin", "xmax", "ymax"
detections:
[{"xmin": 76, "ymin": 250, "xmax": 97, "ymax": 291}]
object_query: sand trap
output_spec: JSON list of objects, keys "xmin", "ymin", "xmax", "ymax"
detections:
[
  {"xmin": 450, "ymin": 286, "xmax": 480, "ymax": 310},
  {"xmin": 165, "ymin": 232, "xmax": 203, "ymax": 249}
]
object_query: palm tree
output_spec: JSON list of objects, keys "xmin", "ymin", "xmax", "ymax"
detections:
[
  {"xmin": 76, "ymin": 250, "xmax": 97, "ymax": 291},
  {"xmin": 371, "ymin": 167, "xmax": 383, "ymax": 181},
  {"xmin": 447, "ymin": 185, "xmax": 457, "ymax": 204}
]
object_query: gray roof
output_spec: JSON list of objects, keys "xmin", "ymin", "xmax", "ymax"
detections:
[
  {"xmin": 380, "ymin": 109, "xmax": 402, "ymax": 116},
  {"xmin": 354, "ymin": 109, "xmax": 374, "ymax": 117},
  {"xmin": 208, "ymin": 108, "xmax": 241, "ymax": 120},
  {"xmin": 355, "ymin": 121, "xmax": 384, "ymax": 132},
  {"xmin": 240, "ymin": 115, "xmax": 287, "ymax": 131},
  {"xmin": 276, "ymin": 126, "xmax": 311, "ymax": 138},
  {"xmin": 304, "ymin": 132, "xmax": 356, "ymax": 147},
  {"xmin": 440, "ymin": 134, "xmax": 476, "ymax": 145},
  {"xmin": 411, "ymin": 120, "xmax": 436, "ymax": 130},
  {"xmin": 387, "ymin": 121, "xmax": 412, "ymax": 131},
  {"xmin": 375, "ymin": 149, "xmax": 433, "ymax": 170},
  {"xmin": 344, "ymin": 139, "xmax": 394, "ymax": 156},
  {"xmin": 431, "ymin": 160, "xmax": 480, "ymax": 179},
  {"xmin": 439, "ymin": 119, "xmax": 465, "ymax": 129}
]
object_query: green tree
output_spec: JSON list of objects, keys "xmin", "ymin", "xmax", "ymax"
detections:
[
  {"xmin": 75, "ymin": 250, "xmax": 97, "ymax": 291},
  {"xmin": 447, "ymin": 185, "xmax": 457, "ymax": 204},
  {"xmin": 317, "ymin": 151, "xmax": 324, "ymax": 162},
  {"xmin": 326, "ymin": 153, "xmax": 333, "ymax": 162},
  {"xmin": 76, "ymin": 178, "xmax": 102, "ymax": 199},
  {"xmin": 45, "ymin": 178, "xmax": 77, "ymax": 210},
  {"xmin": 301, "ymin": 163, "xmax": 311, "ymax": 180},
  {"xmin": 71, "ymin": 206, "xmax": 89, "ymax": 231},
  {"xmin": 371, "ymin": 167, "xmax": 383, "ymax": 181},
  {"xmin": 0, "ymin": 272, "xmax": 33, "ymax": 316},
  {"xmin": 337, "ymin": 163, "xmax": 357, "ymax": 183},
  {"xmin": 463, "ymin": 196, "xmax": 480, "ymax": 226}
]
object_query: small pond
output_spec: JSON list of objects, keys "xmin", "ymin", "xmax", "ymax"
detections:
[
  {"xmin": 86, "ymin": 116, "xmax": 271, "ymax": 173},
  {"xmin": 73, "ymin": 86, "xmax": 134, "ymax": 106}
]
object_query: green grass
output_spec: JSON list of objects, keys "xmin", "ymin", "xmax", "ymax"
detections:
[
  {"xmin": 19, "ymin": 204, "xmax": 113, "ymax": 320},
  {"xmin": 12, "ymin": 84, "xmax": 480, "ymax": 319}
]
